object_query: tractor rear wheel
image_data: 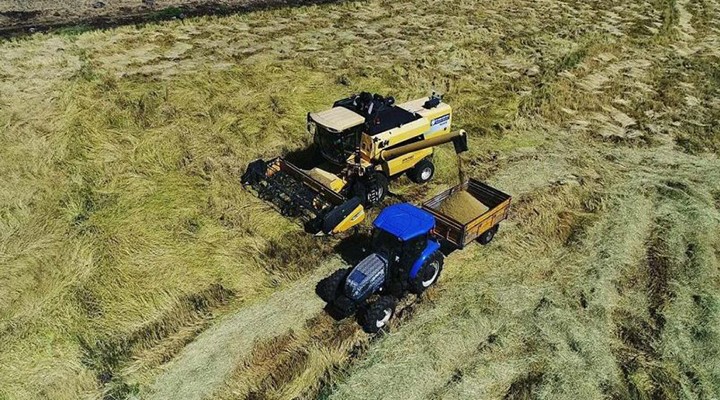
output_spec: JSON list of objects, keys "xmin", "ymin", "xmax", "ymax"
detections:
[
  {"xmin": 409, "ymin": 251, "xmax": 444, "ymax": 295},
  {"xmin": 315, "ymin": 268, "xmax": 350, "ymax": 303},
  {"xmin": 362, "ymin": 296, "xmax": 397, "ymax": 333},
  {"xmin": 478, "ymin": 224, "xmax": 499, "ymax": 245},
  {"xmin": 408, "ymin": 159, "xmax": 435, "ymax": 184}
]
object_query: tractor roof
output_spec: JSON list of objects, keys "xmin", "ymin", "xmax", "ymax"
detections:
[
  {"xmin": 373, "ymin": 203, "xmax": 435, "ymax": 241},
  {"xmin": 310, "ymin": 107, "xmax": 365, "ymax": 132}
]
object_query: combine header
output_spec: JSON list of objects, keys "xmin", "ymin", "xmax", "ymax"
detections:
[
  {"xmin": 242, "ymin": 157, "xmax": 365, "ymax": 235},
  {"xmin": 242, "ymin": 92, "xmax": 468, "ymax": 235}
]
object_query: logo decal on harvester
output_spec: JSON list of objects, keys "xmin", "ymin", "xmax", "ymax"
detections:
[
  {"xmin": 431, "ymin": 114, "xmax": 450, "ymax": 126},
  {"xmin": 429, "ymin": 114, "xmax": 450, "ymax": 133}
]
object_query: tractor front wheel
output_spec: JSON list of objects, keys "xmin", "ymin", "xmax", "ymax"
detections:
[
  {"xmin": 362, "ymin": 296, "xmax": 397, "ymax": 333},
  {"xmin": 315, "ymin": 268, "xmax": 350, "ymax": 303},
  {"xmin": 409, "ymin": 251, "xmax": 444, "ymax": 294}
]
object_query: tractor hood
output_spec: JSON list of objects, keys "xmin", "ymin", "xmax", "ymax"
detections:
[{"xmin": 345, "ymin": 253, "xmax": 387, "ymax": 301}]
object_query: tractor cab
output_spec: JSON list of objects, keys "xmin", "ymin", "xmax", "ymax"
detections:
[{"xmin": 371, "ymin": 203, "xmax": 438, "ymax": 268}]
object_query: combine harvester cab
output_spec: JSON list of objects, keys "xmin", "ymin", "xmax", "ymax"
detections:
[{"xmin": 242, "ymin": 92, "xmax": 469, "ymax": 235}]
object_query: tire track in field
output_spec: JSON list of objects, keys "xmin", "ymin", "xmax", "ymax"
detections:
[
  {"xmin": 146, "ymin": 261, "xmax": 339, "ymax": 400},
  {"xmin": 214, "ymin": 289, "xmax": 436, "ymax": 399}
]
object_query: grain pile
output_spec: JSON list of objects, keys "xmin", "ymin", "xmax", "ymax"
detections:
[{"xmin": 437, "ymin": 190, "xmax": 489, "ymax": 224}]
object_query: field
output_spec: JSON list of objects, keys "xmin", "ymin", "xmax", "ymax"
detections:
[
  {"xmin": 1, "ymin": 0, "xmax": 719, "ymax": 399},
  {"xmin": 0, "ymin": 0, "xmax": 330, "ymax": 36}
]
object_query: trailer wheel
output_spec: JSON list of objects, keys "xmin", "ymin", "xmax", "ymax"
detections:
[
  {"xmin": 353, "ymin": 173, "xmax": 388, "ymax": 207},
  {"xmin": 315, "ymin": 268, "xmax": 350, "ymax": 303},
  {"xmin": 362, "ymin": 296, "xmax": 397, "ymax": 333},
  {"xmin": 409, "ymin": 251, "xmax": 444, "ymax": 295},
  {"xmin": 478, "ymin": 225, "xmax": 499, "ymax": 245},
  {"xmin": 408, "ymin": 159, "xmax": 435, "ymax": 184}
]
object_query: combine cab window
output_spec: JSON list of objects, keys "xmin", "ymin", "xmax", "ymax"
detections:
[{"xmin": 313, "ymin": 125, "xmax": 358, "ymax": 165}]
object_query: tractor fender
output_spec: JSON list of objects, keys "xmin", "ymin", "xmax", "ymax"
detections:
[{"xmin": 409, "ymin": 239, "xmax": 441, "ymax": 279}]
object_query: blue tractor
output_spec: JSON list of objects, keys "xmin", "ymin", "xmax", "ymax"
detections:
[
  {"xmin": 315, "ymin": 203, "xmax": 445, "ymax": 333},
  {"xmin": 315, "ymin": 179, "xmax": 512, "ymax": 333}
]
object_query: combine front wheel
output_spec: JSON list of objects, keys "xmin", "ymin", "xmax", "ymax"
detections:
[{"xmin": 353, "ymin": 173, "xmax": 388, "ymax": 207}]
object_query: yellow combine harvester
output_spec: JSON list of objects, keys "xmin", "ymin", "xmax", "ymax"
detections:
[{"xmin": 242, "ymin": 92, "xmax": 468, "ymax": 235}]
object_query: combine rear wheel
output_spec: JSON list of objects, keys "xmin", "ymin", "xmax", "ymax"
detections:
[
  {"xmin": 362, "ymin": 296, "xmax": 397, "ymax": 333},
  {"xmin": 408, "ymin": 159, "xmax": 435, "ymax": 184}
]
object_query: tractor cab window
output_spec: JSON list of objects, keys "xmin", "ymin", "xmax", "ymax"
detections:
[
  {"xmin": 371, "ymin": 228, "xmax": 401, "ymax": 258},
  {"xmin": 372, "ymin": 229, "xmax": 427, "ymax": 269},
  {"xmin": 404, "ymin": 235, "xmax": 426, "ymax": 253},
  {"xmin": 313, "ymin": 124, "xmax": 359, "ymax": 165},
  {"xmin": 402, "ymin": 235, "xmax": 427, "ymax": 261}
]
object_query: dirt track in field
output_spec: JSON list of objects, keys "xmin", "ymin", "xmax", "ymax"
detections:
[
  {"xmin": 147, "ymin": 262, "xmax": 334, "ymax": 400},
  {"xmin": 0, "ymin": 0, "xmax": 337, "ymax": 37}
]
